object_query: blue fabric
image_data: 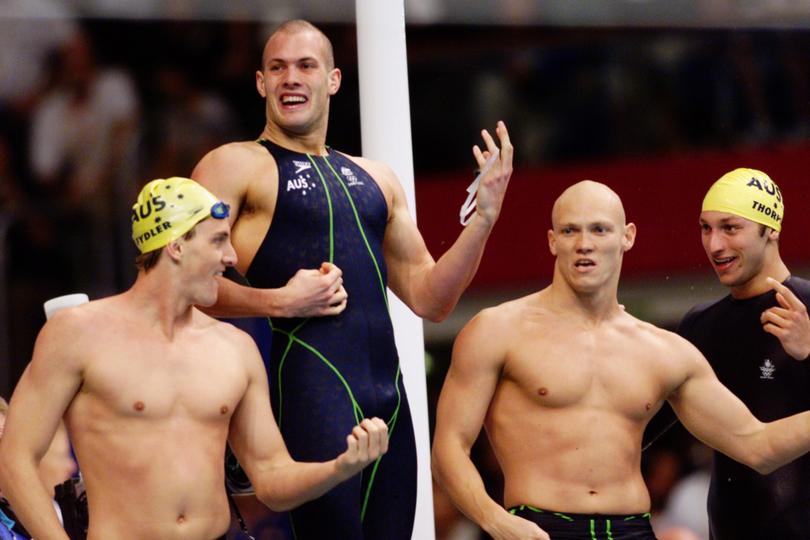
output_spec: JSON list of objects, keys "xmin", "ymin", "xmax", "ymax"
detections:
[{"xmin": 245, "ymin": 140, "xmax": 417, "ymax": 539}]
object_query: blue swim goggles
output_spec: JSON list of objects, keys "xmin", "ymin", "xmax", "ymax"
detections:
[{"xmin": 211, "ymin": 201, "xmax": 230, "ymax": 220}]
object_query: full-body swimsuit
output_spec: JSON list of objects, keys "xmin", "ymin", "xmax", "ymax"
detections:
[{"xmin": 244, "ymin": 140, "xmax": 417, "ymax": 539}]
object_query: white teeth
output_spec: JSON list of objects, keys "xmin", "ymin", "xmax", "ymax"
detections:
[{"xmin": 282, "ymin": 95, "xmax": 306, "ymax": 104}]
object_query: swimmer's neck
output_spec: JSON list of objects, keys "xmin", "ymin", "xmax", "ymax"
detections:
[
  {"xmin": 125, "ymin": 274, "xmax": 197, "ymax": 339},
  {"xmin": 545, "ymin": 278, "xmax": 623, "ymax": 324},
  {"xmin": 259, "ymin": 122, "xmax": 329, "ymax": 156}
]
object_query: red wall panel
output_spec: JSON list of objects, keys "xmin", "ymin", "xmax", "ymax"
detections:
[{"xmin": 416, "ymin": 143, "xmax": 810, "ymax": 290}]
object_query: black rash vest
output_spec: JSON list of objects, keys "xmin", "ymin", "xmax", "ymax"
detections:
[{"xmin": 678, "ymin": 276, "xmax": 810, "ymax": 540}]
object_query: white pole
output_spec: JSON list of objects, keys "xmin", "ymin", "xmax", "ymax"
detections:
[{"xmin": 354, "ymin": 2, "xmax": 435, "ymax": 539}]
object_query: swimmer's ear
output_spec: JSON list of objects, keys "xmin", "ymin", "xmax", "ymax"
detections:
[
  {"xmin": 622, "ymin": 222, "xmax": 636, "ymax": 252},
  {"xmin": 768, "ymin": 228, "xmax": 780, "ymax": 243},
  {"xmin": 327, "ymin": 68, "xmax": 342, "ymax": 96},
  {"xmin": 256, "ymin": 70, "xmax": 267, "ymax": 98},
  {"xmin": 548, "ymin": 228, "xmax": 557, "ymax": 256},
  {"xmin": 165, "ymin": 240, "xmax": 183, "ymax": 263}
]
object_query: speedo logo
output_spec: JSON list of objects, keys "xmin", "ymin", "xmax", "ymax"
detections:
[
  {"xmin": 342, "ymin": 166, "xmax": 363, "ymax": 187},
  {"xmin": 293, "ymin": 160, "xmax": 312, "ymax": 174}
]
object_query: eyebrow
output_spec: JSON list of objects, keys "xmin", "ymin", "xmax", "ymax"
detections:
[
  {"xmin": 268, "ymin": 56, "xmax": 320, "ymax": 65},
  {"xmin": 700, "ymin": 217, "xmax": 743, "ymax": 225},
  {"xmin": 559, "ymin": 220, "xmax": 613, "ymax": 227}
]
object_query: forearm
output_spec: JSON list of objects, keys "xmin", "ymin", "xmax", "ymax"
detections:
[
  {"xmin": 753, "ymin": 411, "xmax": 810, "ymax": 474},
  {"xmin": 253, "ymin": 459, "xmax": 349, "ymax": 512},
  {"xmin": 411, "ymin": 216, "xmax": 494, "ymax": 322},
  {"xmin": 0, "ymin": 459, "xmax": 69, "ymax": 540},
  {"xmin": 202, "ymin": 276, "xmax": 286, "ymax": 318},
  {"xmin": 432, "ymin": 443, "xmax": 506, "ymax": 534}
]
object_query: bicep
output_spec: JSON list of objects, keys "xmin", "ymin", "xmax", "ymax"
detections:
[
  {"xmin": 378, "ymin": 170, "xmax": 434, "ymax": 301},
  {"xmin": 3, "ymin": 320, "xmax": 84, "ymax": 460},
  {"xmin": 668, "ymin": 351, "xmax": 762, "ymax": 454},
  {"xmin": 434, "ymin": 316, "xmax": 504, "ymax": 453}
]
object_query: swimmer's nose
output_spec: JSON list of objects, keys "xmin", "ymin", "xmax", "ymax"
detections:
[{"xmin": 223, "ymin": 240, "xmax": 238, "ymax": 268}]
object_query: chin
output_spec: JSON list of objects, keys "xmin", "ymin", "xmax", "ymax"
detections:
[
  {"xmin": 716, "ymin": 272, "xmax": 743, "ymax": 288},
  {"xmin": 194, "ymin": 285, "xmax": 219, "ymax": 308},
  {"xmin": 569, "ymin": 278, "xmax": 602, "ymax": 295}
]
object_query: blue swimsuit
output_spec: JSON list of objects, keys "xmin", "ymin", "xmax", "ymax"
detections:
[{"xmin": 245, "ymin": 139, "xmax": 417, "ymax": 539}]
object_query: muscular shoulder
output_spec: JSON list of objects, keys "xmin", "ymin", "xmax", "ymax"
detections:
[
  {"xmin": 192, "ymin": 141, "xmax": 277, "ymax": 200},
  {"xmin": 622, "ymin": 313, "xmax": 706, "ymax": 374},
  {"xmin": 343, "ymin": 154, "xmax": 397, "ymax": 207},
  {"xmin": 453, "ymin": 294, "xmax": 537, "ymax": 365},
  {"xmin": 195, "ymin": 140, "xmax": 272, "ymax": 170},
  {"xmin": 33, "ymin": 300, "xmax": 112, "ymax": 370}
]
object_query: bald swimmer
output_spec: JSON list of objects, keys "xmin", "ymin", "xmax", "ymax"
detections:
[
  {"xmin": 0, "ymin": 177, "xmax": 388, "ymax": 540},
  {"xmin": 433, "ymin": 180, "xmax": 810, "ymax": 540}
]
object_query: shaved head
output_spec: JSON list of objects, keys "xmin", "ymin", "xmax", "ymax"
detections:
[
  {"xmin": 262, "ymin": 19, "xmax": 335, "ymax": 70},
  {"xmin": 551, "ymin": 180, "xmax": 626, "ymax": 230}
]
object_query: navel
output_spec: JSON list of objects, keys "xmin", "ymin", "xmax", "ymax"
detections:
[
  {"xmin": 589, "ymin": 490, "xmax": 598, "ymax": 496},
  {"xmin": 176, "ymin": 514, "xmax": 186, "ymax": 524},
  {"xmin": 133, "ymin": 401, "xmax": 145, "ymax": 412}
]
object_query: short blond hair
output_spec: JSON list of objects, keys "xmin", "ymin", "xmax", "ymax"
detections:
[{"xmin": 263, "ymin": 19, "xmax": 335, "ymax": 70}]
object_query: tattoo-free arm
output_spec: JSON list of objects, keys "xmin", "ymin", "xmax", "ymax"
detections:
[
  {"xmin": 670, "ymin": 338, "xmax": 810, "ymax": 474},
  {"xmin": 381, "ymin": 122, "xmax": 513, "ymax": 322},
  {"xmin": 432, "ymin": 311, "xmax": 548, "ymax": 540},
  {"xmin": 0, "ymin": 311, "xmax": 85, "ymax": 540},
  {"xmin": 228, "ymin": 333, "xmax": 387, "ymax": 511}
]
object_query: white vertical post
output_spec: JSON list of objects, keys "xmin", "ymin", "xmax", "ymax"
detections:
[{"xmin": 354, "ymin": 2, "xmax": 435, "ymax": 539}]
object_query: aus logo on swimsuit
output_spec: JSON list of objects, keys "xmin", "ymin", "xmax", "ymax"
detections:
[
  {"xmin": 759, "ymin": 358, "xmax": 776, "ymax": 380},
  {"xmin": 286, "ymin": 173, "xmax": 317, "ymax": 196},
  {"xmin": 341, "ymin": 166, "xmax": 364, "ymax": 187}
]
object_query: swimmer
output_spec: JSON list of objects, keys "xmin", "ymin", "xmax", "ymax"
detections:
[
  {"xmin": 677, "ymin": 168, "xmax": 810, "ymax": 539},
  {"xmin": 0, "ymin": 177, "xmax": 388, "ymax": 540},
  {"xmin": 432, "ymin": 180, "xmax": 810, "ymax": 540},
  {"xmin": 191, "ymin": 19, "xmax": 512, "ymax": 539}
]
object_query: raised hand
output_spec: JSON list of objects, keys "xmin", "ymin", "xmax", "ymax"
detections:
[
  {"xmin": 761, "ymin": 277, "xmax": 810, "ymax": 360},
  {"xmin": 472, "ymin": 121, "xmax": 514, "ymax": 226}
]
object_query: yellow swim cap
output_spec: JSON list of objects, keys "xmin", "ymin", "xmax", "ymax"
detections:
[
  {"xmin": 131, "ymin": 177, "xmax": 230, "ymax": 253},
  {"xmin": 702, "ymin": 168, "xmax": 784, "ymax": 231}
]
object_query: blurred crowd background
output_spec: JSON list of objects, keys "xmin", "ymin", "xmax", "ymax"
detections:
[{"xmin": 4, "ymin": 1, "xmax": 810, "ymax": 538}]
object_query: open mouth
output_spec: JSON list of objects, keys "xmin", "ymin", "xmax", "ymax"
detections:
[
  {"xmin": 712, "ymin": 255, "xmax": 737, "ymax": 271},
  {"xmin": 574, "ymin": 259, "xmax": 595, "ymax": 269},
  {"xmin": 281, "ymin": 94, "xmax": 307, "ymax": 107}
]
